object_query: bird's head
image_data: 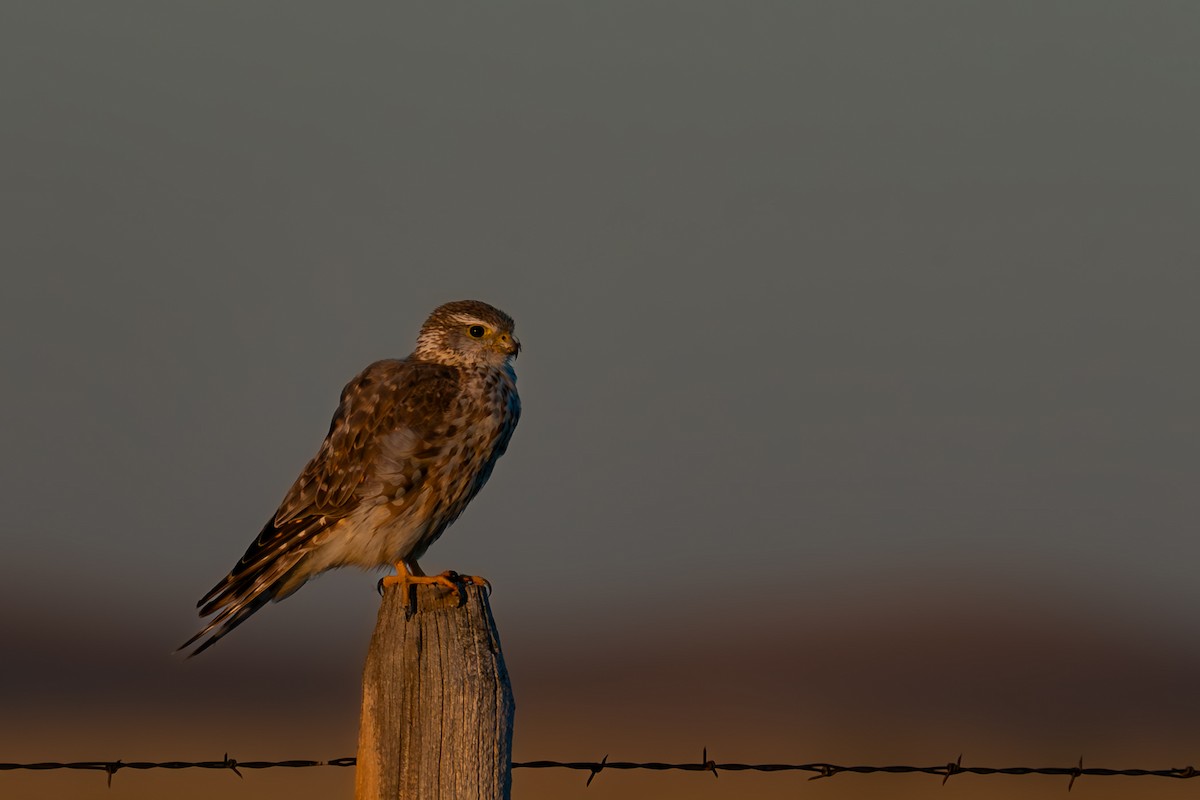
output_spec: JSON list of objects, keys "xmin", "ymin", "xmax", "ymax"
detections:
[{"xmin": 414, "ymin": 300, "xmax": 521, "ymax": 368}]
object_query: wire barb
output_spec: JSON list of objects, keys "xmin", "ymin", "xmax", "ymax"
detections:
[
  {"xmin": 941, "ymin": 753, "xmax": 963, "ymax": 786},
  {"xmin": 585, "ymin": 754, "xmax": 607, "ymax": 787},
  {"xmin": 808, "ymin": 763, "xmax": 839, "ymax": 781},
  {"xmin": 1068, "ymin": 756, "xmax": 1083, "ymax": 791}
]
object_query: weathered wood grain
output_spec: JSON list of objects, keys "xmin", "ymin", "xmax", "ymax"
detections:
[{"xmin": 356, "ymin": 582, "xmax": 514, "ymax": 800}]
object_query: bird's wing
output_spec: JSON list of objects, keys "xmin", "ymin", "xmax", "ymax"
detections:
[
  {"xmin": 272, "ymin": 359, "xmax": 462, "ymax": 524},
  {"xmin": 183, "ymin": 359, "xmax": 463, "ymax": 656}
]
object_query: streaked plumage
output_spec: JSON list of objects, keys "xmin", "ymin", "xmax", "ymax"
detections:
[{"xmin": 181, "ymin": 300, "xmax": 521, "ymax": 656}]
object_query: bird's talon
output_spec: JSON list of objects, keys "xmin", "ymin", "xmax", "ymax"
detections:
[{"xmin": 378, "ymin": 566, "xmax": 490, "ymax": 613}]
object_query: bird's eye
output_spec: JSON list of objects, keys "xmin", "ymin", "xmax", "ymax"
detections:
[{"xmin": 468, "ymin": 325, "xmax": 487, "ymax": 338}]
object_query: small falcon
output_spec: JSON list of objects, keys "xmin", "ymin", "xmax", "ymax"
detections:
[{"xmin": 181, "ymin": 300, "xmax": 521, "ymax": 656}]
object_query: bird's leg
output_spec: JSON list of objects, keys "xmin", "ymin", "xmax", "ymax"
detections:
[{"xmin": 379, "ymin": 560, "xmax": 490, "ymax": 615}]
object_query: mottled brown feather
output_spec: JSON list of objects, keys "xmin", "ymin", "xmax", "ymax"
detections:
[
  {"xmin": 182, "ymin": 300, "xmax": 521, "ymax": 657},
  {"xmin": 198, "ymin": 361, "xmax": 466, "ymax": 609},
  {"xmin": 275, "ymin": 360, "xmax": 462, "ymax": 524}
]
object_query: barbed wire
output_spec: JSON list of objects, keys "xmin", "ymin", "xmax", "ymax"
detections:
[
  {"xmin": 4, "ymin": 750, "xmax": 1200, "ymax": 790},
  {"xmin": 0, "ymin": 756, "xmax": 355, "ymax": 788}
]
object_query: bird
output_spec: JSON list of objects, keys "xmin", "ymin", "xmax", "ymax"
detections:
[{"xmin": 180, "ymin": 300, "xmax": 521, "ymax": 657}]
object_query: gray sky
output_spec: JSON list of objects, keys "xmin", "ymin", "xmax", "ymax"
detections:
[{"xmin": 2, "ymin": 3, "xmax": 1198, "ymax": 799}]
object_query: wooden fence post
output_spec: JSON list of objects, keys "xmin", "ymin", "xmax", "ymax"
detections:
[{"xmin": 356, "ymin": 582, "xmax": 515, "ymax": 800}]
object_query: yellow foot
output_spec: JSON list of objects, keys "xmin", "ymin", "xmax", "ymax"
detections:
[{"xmin": 378, "ymin": 569, "xmax": 490, "ymax": 615}]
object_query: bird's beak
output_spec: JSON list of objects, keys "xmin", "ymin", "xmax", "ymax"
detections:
[{"xmin": 498, "ymin": 332, "xmax": 521, "ymax": 357}]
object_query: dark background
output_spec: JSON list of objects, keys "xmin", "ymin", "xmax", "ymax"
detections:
[{"xmin": 2, "ymin": 3, "xmax": 1198, "ymax": 798}]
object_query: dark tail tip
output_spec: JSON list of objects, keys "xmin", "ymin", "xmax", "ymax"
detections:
[{"xmin": 177, "ymin": 594, "xmax": 272, "ymax": 658}]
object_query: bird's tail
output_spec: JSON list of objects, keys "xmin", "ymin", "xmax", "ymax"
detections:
[{"xmin": 179, "ymin": 517, "xmax": 325, "ymax": 657}]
